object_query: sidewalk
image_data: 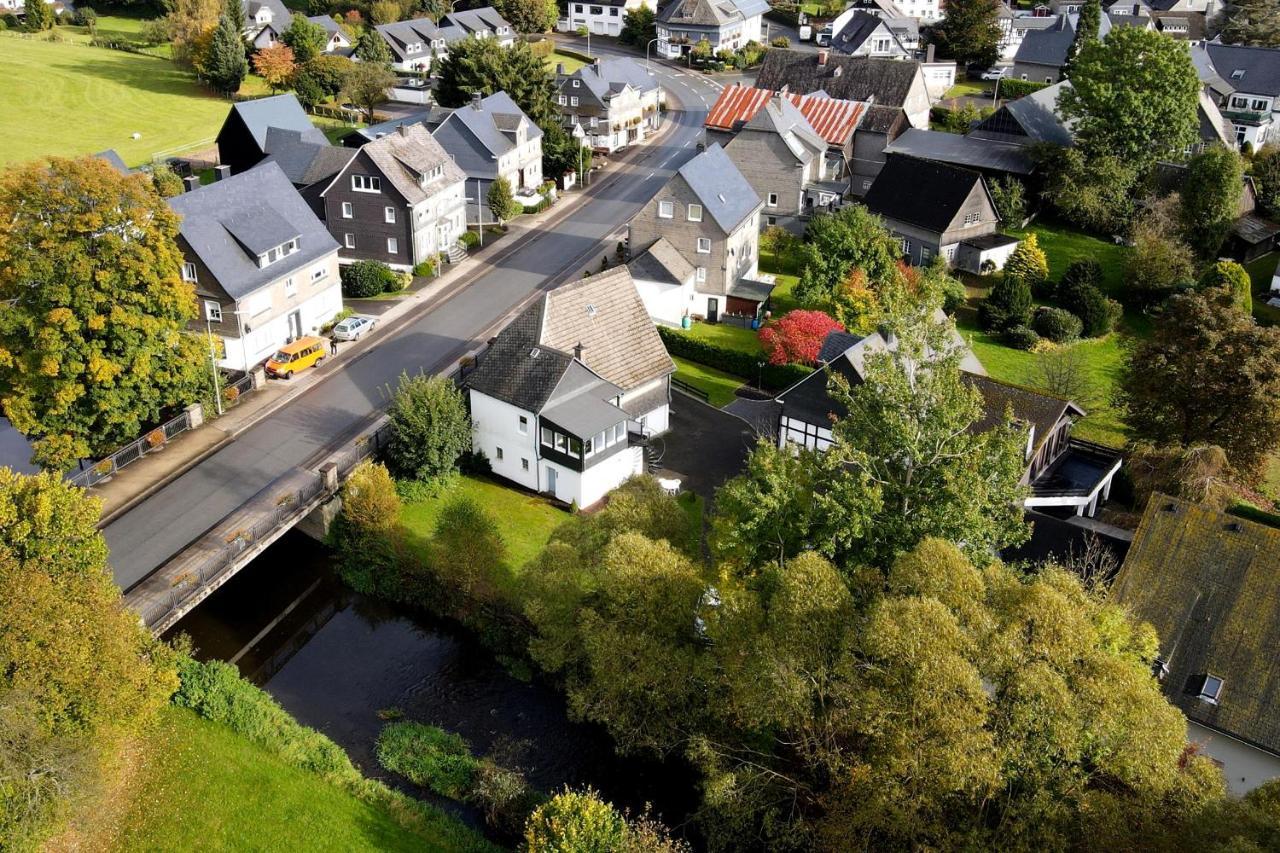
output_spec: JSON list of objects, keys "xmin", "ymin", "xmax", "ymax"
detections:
[{"xmin": 91, "ymin": 117, "xmax": 679, "ymax": 527}]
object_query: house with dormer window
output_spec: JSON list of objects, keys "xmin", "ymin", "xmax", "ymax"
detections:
[
  {"xmin": 464, "ymin": 267, "xmax": 675, "ymax": 507},
  {"xmin": 168, "ymin": 162, "xmax": 343, "ymax": 371},
  {"xmin": 320, "ymin": 123, "xmax": 467, "ymax": 269},
  {"xmin": 554, "ymin": 57, "xmax": 663, "ymax": 152},
  {"xmin": 242, "ymin": 0, "xmax": 291, "ymax": 49},
  {"xmin": 432, "ymin": 91, "xmax": 543, "ymax": 223},
  {"xmin": 375, "ymin": 8, "xmax": 513, "ymax": 73},
  {"xmin": 655, "ymin": 0, "xmax": 769, "ymax": 59},
  {"xmin": 1193, "ymin": 43, "xmax": 1280, "ymax": 150}
]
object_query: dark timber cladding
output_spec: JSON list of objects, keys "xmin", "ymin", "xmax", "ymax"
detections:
[{"xmin": 216, "ymin": 94, "xmax": 327, "ymax": 175}]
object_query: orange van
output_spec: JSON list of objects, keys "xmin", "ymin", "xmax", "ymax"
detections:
[{"xmin": 265, "ymin": 336, "xmax": 326, "ymax": 379}]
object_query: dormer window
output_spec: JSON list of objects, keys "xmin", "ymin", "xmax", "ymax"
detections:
[
  {"xmin": 352, "ymin": 174, "xmax": 381, "ymax": 193},
  {"xmin": 258, "ymin": 238, "xmax": 299, "ymax": 268},
  {"xmin": 181, "ymin": 262, "xmax": 197, "ymax": 282},
  {"xmin": 419, "ymin": 164, "xmax": 444, "ymax": 185},
  {"xmin": 1193, "ymin": 673, "xmax": 1224, "ymax": 704}
]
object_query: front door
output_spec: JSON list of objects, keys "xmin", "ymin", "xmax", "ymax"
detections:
[
  {"xmin": 707, "ymin": 297, "xmax": 719, "ymax": 323},
  {"xmin": 287, "ymin": 310, "xmax": 302, "ymax": 341},
  {"xmin": 546, "ymin": 466, "xmax": 558, "ymax": 496},
  {"xmin": 438, "ymin": 222, "xmax": 450, "ymax": 251}
]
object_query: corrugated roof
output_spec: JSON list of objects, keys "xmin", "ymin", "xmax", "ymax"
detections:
[{"xmin": 705, "ymin": 83, "xmax": 867, "ymax": 146}]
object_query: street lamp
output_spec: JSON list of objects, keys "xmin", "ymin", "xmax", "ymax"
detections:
[
  {"xmin": 992, "ymin": 67, "xmax": 1009, "ymax": 106},
  {"xmin": 646, "ymin": 37, "xmax": 660, "ymax": 71},
  {"xmin": 572, "ymin": 122, "xmax": 587, "ymax": 189}
]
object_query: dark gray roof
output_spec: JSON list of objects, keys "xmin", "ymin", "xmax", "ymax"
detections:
[
  {"xmin": 167, "ymin": 162, "xmax": 338, "ymax": 301},
  {"xmin": 261, "ymin": 127, "xmax": 355, "ymax": 186},
  {"xmin": 228, "ymin": 94, "xmax": 328, "ymax": 151},
  {"xmin": 657, "ymin": 0, "xmax": 768, "ymax": 28},
  {"xmin": 375, "ymin": 18, "xmax": 439, "ymax": 62},
  {"xmin": 468, "ymin": 300, "xmax": 572, "ymax": 411},
  {"xmin": 541, "ymin": 362, "xmax": 627, "ymax": 437},
  {"xmin": 860, "ymin": 104, "xmax": 908, "ymax": 134},
  {"xmin": 1203, "ymin": 43, "xmax": 1280, "ymax": 96},
  {"xmin": 817, "ymin": 330, "xmax": 864, "ymax": 362},
  {"xmin": 95, "ymin": 149, "xmax": 131, "ymax": 174},
  {"xmin": 357, "ymin": 124, "xmax": 467, "ymax": 205},
  {"xmin": 306, "ymin": 13, "xmax": 340, "ymax": 34},
  {"xmin": 755, "ymin": 49, "xmax": 921, "ymax": 107},
  {"xmin": 562, "ymin": 57, "xmax": 660, "ymax": 101},
  {"xmin": 628, "ymin": 237, "xmax": 695, "ymax": 286},
  {"xmin": 437, "ymin": 6, "xmax": 512, "ymax": 42},
  {"xmin": 971, "ymin": 80, "xmax": 1075, "ymax": 148},
  {"xmin": 676, "ymin": 143, "xmax": 761, "ymax": 233},
  {"xmin": 886, "ymin": 128, "xmax": 1034, "ymax": 175},
  {"xmin": 349, "ymin": 108, "xmax": 454, "ymax": 145},
  {"xmin": 863, "ymin": 156, "xmax": 989, "ymax": 233},
  {"xmin": 965, "ymin": 373, "xmax": 1079, "ymax": 453},
  {"xmin": 829, "ymin": 11, "xmax": 892, "ymax": 55},
  {"xmin": 1013, "ymin": 19, "xmax": 1076, "ymax": 68},
  {"xmin": 432, "ymin": 92, "xmax": 541, "ymax": 181}
]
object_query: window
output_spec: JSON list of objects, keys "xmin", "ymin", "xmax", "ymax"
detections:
[
  {"xmin": 284, "ymin": 277, "xmax": 297, "ymax": 298},
  {"xmin": 687, "ymin": 203, "xmax": 702, "ymax": 222},
  {"xmin": 610, "ymin": 6, "xmax": 618, "ymax": 13},
  {"xmin": 658, "ymin": 200, "xmax": 674, "ymax": 218},
  {"xmin": 613, "ymin": 422, "xmax": 625, "ymax": 443},
  {"xmin": 589, "ymin": 116, "xmax": 598, "ymax": 129},
  {"xmin": 920, "ymin": 246, "xmax": 933, "ymax": 262},
  {"xmin": 555, "ymin": 432, "xmax": 567, "ymax": 452},
  {"xmin": 204, "ymin": 300, "xmax": 222, "ymax": 323},
  {"xmin": 344, "ymin": 233, "xmax": 356, "ymax": 249},
  {"xmin": 311, "ymin": 266, "xmax": 325, "ymax": 282},
  {"xmin": 575, "ymin": 3, "xmax": 583, "ymax": 9},
  {"xmin": 385, "ymin": 206, "xmax": 396, "ymax": 224},
  {"xmin": 696, "ymin": 237, "xmax": 711, "ymax": 254},
  {"xmin": 1195, "ymin": 674, "xmax": 1224, "ymax": 705},
  {"xmin": 541, "ymin": 426, "xmax": 553, "ymax": 446},
  {"xmin": 899, "ymin": 237, "xmax": 912, "ymax": 255},
  {"xmin": 765, "ymin": 215, "xmax": 776, "ymax": 226},
  {"xmin": 341, "ymin": 202, "xmax": 353, "ymax": 219},
  {"xmin": 568, "ymin": 436, "xmax": 583, "ymax": 456},
  {"xmin": 522, "ymin": 458, "xmax": 529, "ymax": 471},
  {"xmin": 695, "ymin": 266, "xmax": 707, "ymax": 282},
  {"xmin": 558, "ymin": 94, "xmax": 567, "ymax": 105},
  {"xmin": 518, "ymin": 415, "xmax": 528, "ymax": 435},
  {"xmin": 766, "ymin": 193, "xmax": 778, "ymax": 207},
  {"xmin": 1254, "ymin": 98, "xmax": 1269, "ymax": 112},
  {"xmin": 572, "ymin": 79, "xmax": 580, "ymax": 87},
  {"xmin": 496, "ymin": 446, "xmax": 504, "ymax": 460},
  {"xmin": 963, "ymin": 212, "xmax": 981, "ymax": 226},
  {"xmin": 570, "ymin": 96, "xmax": 579, "ymax": 106},
  {"xmin": 351, "ymin": 174, "xmax": 381, "ymax": 192},
  {"xmin": 1231, "ymin": 96, "xmax": 1249, "ymax": 109},
  {"xmin": 387, "ymin": 237, "xmax": 398, "ymax": 254},
  {"xmin": 181, "ymin": 262, "xmax": 197, "ymax": 282},
  {"xmin": 590, "ymin": 4, "xmax": 602, "ymax": 12}
]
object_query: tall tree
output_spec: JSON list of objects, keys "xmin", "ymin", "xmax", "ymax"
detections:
[
  {"xmin": 203, "ymin": 12, "xmax": 249, "ymax": 93},
  {"xmin": 1058, "ymin": 27, "xmax": 1200, "ymax": 166},
  {"xmin": 1248, "ymin": 143, "xmax": 1280, "ymax": 216},
  {"xmin": 540, "ymin": 121, "xmax": 593, "ymax": 181},
  {"xmin": 927, "ymin": 0, "xmax": 1002, "ymax": 68},
  {"xmin": 1064, "ymin": 0, "xmax": 1100, "ymax": 74},
  {"xmin": 280, "ymin": 12, "xmax": 328, "ymax": 63},
  {"xmin": 1181, "ymin": 145, "xmax": 1244, "ymax": 258},
  {"xmin": 252, "ymin": 43, "xmax": 297, "ymax": 92},
  {"xmin": 292, "ymin": 54, "xmax": 354, "ymax": 109},
  {"xmin": 433, "ymin": 35, "xmax": 558, "ymax": 126},
  {"xmin": 168, "ymin": 0, "xmax": 223, "ymax": 69},
  {"xmin": 24, "ymin": 0, "xmax": 55, "ymax": 30},
  {"xmin": 827, "ymin": 287, "xmax": 1029, "ymax": 568},
  {"xmin": 225, "ymin": 0, "xmax": 246, "ymax": 36},
  {"xmin": 486, "ymin": 176, "xmax": 519, "ymax": 223},
  {"xmin": 340, "ymin": 60, "xmax": 396, "ymax": 122},
  {"xmin": 619, "ymin": 5, "xmax": 656, "ymax": 46},
  {"xmin": 0, "ymin": 158, "xmax": 208, "ymax": 470},
  {"xmin": 354, "ymin": 28, "xmax": 393, "ymax": 64},
  {"xmin": 1120, "ymin": 286, "xmax": 1280, "ymax": 475},
  {"xmin": 493, "ymin": 0, "xmax": 557, "ymax": 33},
  {"xmin": 1217, "ymin": 0, "xmax": 1280, "ymax": 46},
  {"xmin": 384, "ymin": 372, "xmax": 470, "ymax": 482},
  {"xmin": 795, "ymin": 204, "xmax": 902, "ymax": 307}
]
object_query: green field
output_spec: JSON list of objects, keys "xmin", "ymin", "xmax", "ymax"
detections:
[
  {"xmin": 672, "ymin": 355, "xmax": 743, "ymax": 407},
  {"xmin": 0, "ymin": 34, "xmax": 229, "ymax": 167},
  {"xmin": 99, "ymin": 707, "xmax": 473, "ymax": 852},
  {"xmin": 546, "ymin": 50, "xmax": 588, "ymax": 73},
  {"xmin": 680, "ymin": 319, "xmax": 762, "ymax": 354}
]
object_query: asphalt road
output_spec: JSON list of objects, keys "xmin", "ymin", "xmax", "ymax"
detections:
[{"xmin": 105, "ymin": 50, "xmax": 722, "ymax": 590}]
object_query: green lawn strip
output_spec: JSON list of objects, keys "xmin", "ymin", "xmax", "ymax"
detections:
[
  {"xmin": 680, "ymin": 320, "xmax": 762, "ymax": 354},
  {"xmin": 546, "ymin": 51, "xmax": 587, "ymax": 72},
  {"xmin": 671, "ymin": 356, "xmax": 742, "ymax": 408},
  {"xmin": 956, "ymin": 314, "xmax": 1130, "ymax": 448},
  {"xmin": 1008, "ymin": 221, "xmax": 1130, "ymax": 299},
  {"xmin": 677, "ymin": 490, "xmax": 705, "ymax": 553},
  {"xmin": 759, "ymin": 247, "xmax": 804, "ymax": 314},
  {"xmin": 0, "ymin": 35, "xmax": 230, "ymax": 167},
  {"xmin": 1228, "ymin": 500, "xmax": 1280, "ymax": 530},
  {"xmin": 943, "ymin": 79, "xmax": 988, "ymax": 99},
  {"xmin": 110, "ymin": 706, "xmax": 481, "ymax": 852},
  {"xmin": 400, "ymin": 475, "xmax": 568, "ymax": 600},
  {"xmin": 1243, "ymin": 252, "xmax": 1280, "ymax": 326}
]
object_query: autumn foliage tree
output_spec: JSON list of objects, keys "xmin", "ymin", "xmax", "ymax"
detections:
[
  {"xmin": 0, "ymin": 158, "xmax": 208, "ymax": 469},
  {"xmin": 252, "ymin": 43, "xmax": 297, "ymax": 92},
  {"xmin": 758, "ymin": 310, "xmax": 845, "ymax": 366}
]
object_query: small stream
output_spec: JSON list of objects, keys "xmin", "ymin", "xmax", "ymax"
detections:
[{"xmin": 164, "ymin": 532, "xmax": 698, "ymax": 838}]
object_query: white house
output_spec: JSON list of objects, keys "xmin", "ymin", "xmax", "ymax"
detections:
[
  {"xmin": 374, "ymin": 7, "xmax": 514, "ymax": 74},
  {"xmin": 655, "ymin": 0, "xmax": 769, "ymax": 59},
  {"xmin": 464, "ymin": 267, "xmax": 675, "ymax": 507},
  {"xmin": 563, "ymin": 0, "xmax": 651, "ymax": 36},
  {"xmin": 555, "ymin": 57, "xmax": 664, "ymax": 153},
  {"xmin": 627, "ymin": 237, "xmax": 698, "ymax": 326},
  {"xmin": 242, "ymin": 0, "xmax": 292, "ymax": 49},
  {"xmin": 1194, "ymin": 42, "xmax": 1280, "ymax": 150},
  {"xmin": 306, "ymin": 14, "xmax": 353, "ymax": 55},
  {"xmin": 168, "ymin": 163, "xmax": 344, "ymax": 371},
  {"xmin": 433, "ymin": 92, "xmax": 543, "ymax": 223}
]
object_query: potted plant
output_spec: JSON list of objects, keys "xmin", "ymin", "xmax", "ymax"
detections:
[{"xmin": 147, "ymin": 428, "xmax": 166, "ymax": 450}]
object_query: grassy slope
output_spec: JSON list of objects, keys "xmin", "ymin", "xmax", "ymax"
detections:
[
  {"xmin": 546, "ymin": 51, "xmax": 588, "ymax": 73},
  {"xmin": 1008, "ymin": 221, "xmax": 1129, "ymax": 299},
  {"xmin": 105, "ymin": 707, "xmax": 467, "ymax": 852},
  {"xmin": 672, "ymin": 355, "xmax": 742, "ymax": 408},
  {"xmin": 0, "ymin": 35, "xmax": 229, "ymax": 167}
]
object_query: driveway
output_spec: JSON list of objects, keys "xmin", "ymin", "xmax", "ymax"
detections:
[{"xmin": 649, "ymin": 392, "xmax": 755, "ymax": 500}]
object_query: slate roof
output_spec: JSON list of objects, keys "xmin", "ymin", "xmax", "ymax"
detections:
[
  {"xmin": 734, "ymin": 97, "xmax": 827, "ymax": 164},
  {"xmin": 541, "ymin": 361, "xmax": 628, "ymax": 437},
  {"xmin": 437, "ymin": 6, "xmax": 512, "ymax": 42},
  {"xmin": 167, "ymin": 162, "xmax": 338, "ymax": 301},
  {"xmin": 862, "ymin": 156, "xmax": 990, "ymax": 233},
  {"xmin": 243, "ymin": 0, "xmax": 290, "ymax": 28},
  {"xmin": 261, "ymin": 127, "xmax": 356, "ymax": 186},
  {"xmin": 467, "ymin": 268, "xmax": 674, "ymax": 412},
  {"xmin": 1152, "ymin": 11, "xmax": 1204, "ymax": 39},
  {"xmin": 756, "ymin": 49, "xmax": 922, "ymax": 108},
  {"xmin": 227, "ymin": 94, "xmax": 328, "ymax": 152},
  {"xmin": 675, "ymin": 143, "xmax": 761, "ymax": 234},
  {"xmin": 628, "ymin": 237, "xmax": 695, "ymax": 286},
  {"xmin": 306, "ymin": 13, "xmax": 341, "ymax": 34},
  {"xmin": 1013, "ymin": 17, "xmax": 1077, "ymax": 68},
  {"xmin": 1112, "ymin": 495, "xmax": 1280, "ymax": 756},
  {"xmin": 705, "ymin": 83, "xmax": 867, "ymax": 146},
  {"xmin": 356, "ymin": 124, "xmax": 466, "ymax": 205},
  {"xmin": 965, "ymin": 373, "xmax": 1081, "ymax": 455},
  {"xmin": 432, "ymin": 92, "xmax": 541, "ymax": 181},
  {"xmin": 830, "ymin": 11, "xmax": 894, "ymax": 54},
  {"xmin": 95, "ymin": 149, "xmax": 131, "ymax": 174},
  {"xmin": 346, "ymin": 108, "xmax": 455, "ymax": 145},
  {"xmin": 1202, "ymin": 43, "xmax": 1280, "ymax": 97},
  {"xmin": 860, "ymin": 104, "xmax": 908, "ymax": 135},
  {"xmin": 657, "ymin": 0, "xmax": 769, "ymax": 28},
  {"xmin": 886, "ymin": 128, "xmax": 1034, "ymax": 175},
  {"xmin": 971, "ymin": 80, "xmax": 1075, "ymax": 147},
  {"xmin": 375, "ymin": 18, "xmax": 439, "ymax": 62},
  {"xmin": 562, "ymin": 57, "xmax": 660, "ymax": 100}
]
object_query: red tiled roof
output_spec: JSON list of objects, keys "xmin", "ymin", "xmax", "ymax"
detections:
[{"xmin": 704, "ymin": 83, "xmax": 867, "ymax": 146}]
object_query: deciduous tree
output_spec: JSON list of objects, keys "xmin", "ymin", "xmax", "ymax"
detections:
[
  {"xmin": 1120, "ymin": 286, "xmax": 1280, "ymax": 474},
  {"xmin": 619, "ymin": 4, "xmax": 656, "ymax": 46},
  {"xmin": 252, "ymin": 43, "xmax": 297, "ymax": 92},
  {"xmin": 927, "ymin": 0, "xmax": 1002, "ymax": 68},
  {"xmin": 1198, "ymin": 259, "xmax": 1253, "ymax": 314},
  {"xmin": 281, "ymin": 11, "xmax": 328, "ymax": 63},
  {"xmin": 340, "ymin": 59, "xmax": 396, "ymax": 122},
  {"xmin": 757, "ymin": 309, "xmax": 844, "ymax": 365},
  {"xmin": 1034, "ymin": 143, "xmax": 1140, "ymax": 234},
  {"xmin": 168, "ymin": 0, "xmax": 222, "ymax": 69},
  {"xmin": 434, "ymin": 35, "xmax": 558, "ymax": 126},
  {"xmin": 385, "ymin": 372, "xmax": 471, "ymax": 482},
  {"xmin": 292, "ymin": 54, "xmax": 354, "ymax": 108},
  {"xmin": 493, "ymin": 0, "xmax": 557, "ymax": 33},
  {"xmin": 1217, "ymin": 0, "xmax": 1280, "ymax": 46},
  {"xmin": 486, "ymin": 176, "xmax": 519, "ymax": 223},
  {"xmin": 1125, "ymin": 196, "xmax": 1196, "ymax": 305},
  {"xmin": 0, "ymin": 157, "xmax": 207, "ymax": 469},
  {"xmin": 1181, "ymin": 145, "xmax": 1244, "ymax": 258},
  {"xmin": 796, "ymin": 204, "xmax": 902, "ymax": 306}
]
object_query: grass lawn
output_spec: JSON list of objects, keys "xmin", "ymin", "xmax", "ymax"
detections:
[
  {"xmin": 1007, "ymin": 221, "xmax": 1130, "ymax": 299},
  {"xmin": 1243, "ymin": 251, "xmax": 1280, "ymax": 326},
  {"xmin": 672, "ymin": 355, "xmax": 742, "ymax": 408},
  {"xmin": 400, "ymin": 474, "xmax": 568, "ymax": 598},
  {"xmin": 760, "ymin": 245, "xmax": 804, "ymax": 314},
  {"xmin": 943, "ymin": 79, "xmax": 988, "ymax": 99},
  {"xmin": 0, "ymin": 34, "xmax": 229, "ymax": 167},
  {"xmin": 680, "ymin": 319, "xmax": 762, "ymax": 354},
  {"xmin": 546, "ymin": 50, "xmax": 588, "ymax": 73},
  {"xmin": 96, "ymin": 707, "xmax": 471, "ymax": 852}
]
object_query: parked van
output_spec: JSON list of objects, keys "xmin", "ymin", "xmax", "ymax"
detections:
[{"xmin": 265, "ymin": 336, "xmax": 325, "ymax": 379}]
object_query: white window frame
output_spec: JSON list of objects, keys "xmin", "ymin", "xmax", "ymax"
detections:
[
  {"xmin": 341, "ymin": 202, "xmax": 353, "ymax": 219},
  {"xmin": 181, "ymin": 262, "xmax": 197, "ymax": 282},
  {"xmin": 204, "ymin": 300, "xmax": 222, "ymax": 323},
  {"xmin": 658, "ymin": 200, "xmax": 674, "ymax": 218},
  {"xmin": 344, "ymin": 233, "xmax": 356, "ymax": 249},
  {"xmin": 387, "ymin": 237, "xmax": 399, "ymax": 254},
  {"xmin": 695, "ymin": 266, "xmax": 707, "ymax": 282},
  {"xmin": 766, "ymin": 193, "xmax": 778, "ymax": 208},
  {"xmin": 696, "ymin": 237, "xmax": 711, "ymax": 254},
  {"xmin": 518, "ymin": 415, "xmax": 528, "ymax": 435},
  {"xmin": 311, "ymin": 266, "xmax": 325, "ymax": 282},
  {"xmin": 496, "ymin": 446, "xmax": 504, "ymax": 460},
  {"xmin": 687, "ymin": 203, "xmax": 702, "ymax": 222},
  {"xmin": 351, "ymin": 174, "xmax": 381, "ymax": 192},
  {"xmin": 384, "ymin": 206, "xmax": 396, "ymax": 224},
  {"xmin": 284, "ymin": 277, "xmax": 297, "ymax": 298},
  {"xmin": 570, "ymin": 96, "xmax": 579, "ymax": 106}
]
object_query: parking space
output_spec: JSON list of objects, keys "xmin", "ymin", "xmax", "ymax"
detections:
[{"xmin": 648, "ymin": 392, "xmax": 756, "ymax": 500}]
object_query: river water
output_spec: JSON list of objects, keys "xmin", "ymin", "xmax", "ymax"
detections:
[{"xmin": 164, "ymin": 532, "xmax": 698, "ymax": 837}]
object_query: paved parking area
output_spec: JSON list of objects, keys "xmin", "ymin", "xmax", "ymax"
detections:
[{"xmin": 649, "ymin": 392, "xmax": 756, "ymax": 499}]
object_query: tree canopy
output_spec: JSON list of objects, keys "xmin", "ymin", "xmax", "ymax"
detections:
[
  {"xmin": 1180, "ymin": 145, "xmax": 1244, "ymax": 258},
  {"xmin": 0, "ymin": 157, "xmax": 208, "ymax": 469},
  {"xmin": 385, "ymin": 372, "xmax": 471, "ymax": 482},
  {"xmin": 795, "ymin": 204, "xmax": 902, "ymax": 307},
  {"xmin": 281, "ymin": 12, "xmax": 329, "ymax": 63},
  {"xmin": 493, "ymin": 0, "xmax": 557, "ymax": 33},
  {"xmin": 433, "ymin": 35, "xmax": 558, "ymax": 127},
  {"xmin": 928, "ymin": 0, "xmax": 1002, "ymax": 68},
  {"xmin": 202, "ymin": 12, "xmax": 249, "ymax": 93},
  {"xmin": 1218, "ymin": 0, "xmax": 1280, "ymax": 46}
]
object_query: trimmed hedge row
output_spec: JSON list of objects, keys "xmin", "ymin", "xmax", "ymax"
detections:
[
  {"xmin": 997, "ymin": 78, "xmax": 1048, "ymax": 100},
  {"xmin": 657, "ymin": 326, "xmax": 811, "ymax": 390}
]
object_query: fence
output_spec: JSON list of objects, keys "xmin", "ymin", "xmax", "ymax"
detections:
[
  {"xmin": 69, "ymin": 408, "xmax": 195, "ymax": 489},
  {"xmin": 671, "ymin": 377, "xmax": 709, "ymax": 402},
  {"xmin": 222, "ymin": 373, "xmax": 254, "ymax": 408}
]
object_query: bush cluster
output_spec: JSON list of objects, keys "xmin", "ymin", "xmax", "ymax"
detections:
[
  {"xmin": 1003, "ymin": 325, "xmax": 1041, "ymax": 350},
  {"xmin": 340, "ymin": 260, "xmax": 399, "ymax": 298},
  {"xmin": 995, "ymin": 78, "xmax": 1048, "ymax": 99},
  {"xmin": 460, "ymin": 230, "xmax": 481, "ymax": 249},
  {"xmin": 656, "ymin": 326, "xmax": 811, "ymax": 390},
  {"xmin": 1053, "ymin": 260, "xmax": 1122, "ymax": 337},
  {"xmin": 1032, "ymin": 306, "xmax": 1083, "ymax": 343}
]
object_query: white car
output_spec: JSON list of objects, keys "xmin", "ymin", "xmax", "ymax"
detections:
[
  {"xmin": 981, "ymin": 67, "xmax": 1008, "ymax": 81},
  {"xmin": 331, "ymin": 315, "xmax": 377, "ymax": 341}
]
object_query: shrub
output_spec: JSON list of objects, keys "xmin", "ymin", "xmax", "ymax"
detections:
[
  {"xmin": 1032, "ymin": 306, "xmax": 1083, "ymax": 343},
  {"xmin": 1003, "ymin": 234, "xmax": 1049, "ymax": 293},
  {"xmin": 978, "ymin": 275, "xmax": 1033, "ymax": 331},
  {"xmin": 376, "ymin": 721, "xmax": 478, "ymax": 799},
  {"xmin": 340, "ymin": 260, "xmax": 397, "ymax": 298},
  {"xmin": 759, "ymin": 224, "xmax": 797, "ymax": 260},
  {"xmin": 332, "ymin": 461, "xmax": 403, "ymax": 597},
  {"xmin": 770, "ymin": 35, "xmax": 790, "ymax": 47},
  {"xmin": 487, "ymin": 176, "xmax": 520, "ymax": 222},
  {"xmin": 413, "ymin": 259, "xmax": 437, "ymax": 278},
  {"xmin": 1058, "ymin": 278, "xmax": 1120, "ymax": 337},
  {"xmin": 430, "ymin": 495, "xmax": 506, "ymax": 598},
  {"xmin": 1057, "ymin": 259, "xmax": 1103, "ymax": 301},
  {"xmin": 150, "ymin": 164, "xmax": 185, "ymax": 198},
  {"xmin": 471, "ymin": 760, "xmax": 543, "ymax": 838},
  {"xmin": 996, "ymin": 77, "xmax": 1048, "ymax": 99},
  {"xmin": 989, "ymin": 176, "xmax": 1026, "ymax": 227},
  {"xmin": 1197, "ymin": 259, "xmax": 1253, "ymax": 315},
  {"xmin": 1003, "ymin": 325, "xmax": 1040, "ymax": 350},
  {"xmin": 460, "ymin": 230, "xmax": 481, "ymax": 249},
  {"xmin": 524, "ymin": 788, "xmax": 628, "ymax": 853},
  {"xmin": 385, "ymin": 372, "xmax": 471, "ymax": 482},
  {"xmin": 656, "ymin": 326, "xmax": 811, "ymax": 390},
  {"xmin": 757, "ymin": 309, "xmax": 844, "ymax": 366}
]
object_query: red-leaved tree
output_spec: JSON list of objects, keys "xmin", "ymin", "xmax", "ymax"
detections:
[{"xmin": 757, "ymin": 310, "xmax": 844, "ymax": 366}]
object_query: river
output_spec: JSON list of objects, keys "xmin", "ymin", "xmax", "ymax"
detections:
[{"xmin": 164, "ymin": 531, "xmax": 698, "ymax": 838}]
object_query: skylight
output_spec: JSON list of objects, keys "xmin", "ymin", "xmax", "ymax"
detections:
[
  {"xmin": 1231, "ymin": 69, "xmax": 1246, "ymax": 79},
  {"xmin": 1195, "ymin": 673, "xmax": 1224, "ymax": 704}
]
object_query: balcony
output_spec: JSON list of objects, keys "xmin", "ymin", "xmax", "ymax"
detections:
[
  {"xmin": 1025, "ymin": 439, "xmax": 1123, "ymax": 518},
  {"xmin": 1223, "ymin": 109, "xmax": 1270, "ymax": 126}
]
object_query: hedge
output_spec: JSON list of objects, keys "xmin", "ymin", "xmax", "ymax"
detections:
[
  {"xmin": 657, "ymin": 326, "xmax": 811, "ymax": 390},
  {"xmin": 996, "ymin": 78, "xmax": 1048, "ymax": 100}
]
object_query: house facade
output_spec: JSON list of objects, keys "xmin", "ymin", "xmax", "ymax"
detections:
[
  {"xmin": 655, "ymin": 0, "xmax": 770, "ymax": 59},
  {"xmin": 242, "ymin": 0, "xmax": 291, "ymax": 49},
  {"xmin": 564, "ymin": 0, "xmax": 650, "ymax": 36},
  {"xmin": 375, "ymin": 8, "xmax": 514, "ymax": 74},
  {"xmin": 307, "ymin": 14, "xmax": 353, "ymax": 54},
  {"xmin": 465, "ymin": 267, "xmax": 675, "ymax": 507},
  {"xmin": 320, "ymin": 123, "xmax": 467, "ymax": 270},
  {"xmin": 825, "ymin": 10, "xmax": 913, "ymax": 58},
  {"xmin": 627, "ymin": 237, "xmax": 698, "ymax": 326},
  {"xmin": 216, "ymin": 94, "xmax": 329, "ymax": 176},
  {"xmin": 555, "ymin": 57, "xmax": 663, "ymax": 152},
  {"xmin": 722, "ymin": 96, "xmax": 832, "ymax": 233},
  {"xmin": 628, "ymin": 143, "xmax": 771, "ymax": 322},
  {"xmin": 1194, "ymin": 43, "xmax": 1280, "ymax": 150},
  {"xmin": 432, "ymin": 92, "xmax": 543, "ymax": 223},
  {"xmin": 168, "ymin": 163, "xmax": 343, "ymax": 372}
]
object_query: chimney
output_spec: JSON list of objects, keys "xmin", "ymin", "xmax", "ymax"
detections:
[
  {"xmin": 183, "ymin": 175, "xmax": 201, "ymax": 193},
  {"xmin": 397, "ymin": 122, "xmax": 408, "ymax": 136},
  {"xmin": 925, "ymin": 43, "xmax": 935, "ymax": 63},
  {"xmin": 215, "ymin": 164, "xmax": 231, "ymax": 181},
  {"xmin": 1132, "ymin": 2, "xmax": 1139, "ymax": 13},
  {"xmin": 573, "ymin": 341, "xmax": 585, "ymax": 362},
  {"xmin": 556, "ymin": 61, "xmax": 566, "ymax": 75},
  {"xmin": 817, "ymin": 48, "xmax": 828, "ymax": 66},
  {"xmin": 471, "ymin": 92, "xmax": 483, "ymax": 110}
]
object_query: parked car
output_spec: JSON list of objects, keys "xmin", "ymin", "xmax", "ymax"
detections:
[
  {"xmin": 980, "ymin": 67, "xmax": 1008, "ymax": 81},
  {"xmin": 265, "ymin": 336, "xmax": 326, "ymax": 379},
  {"xmin": 331, "ymin": 315, "xmax": 377, "ymax": 341}
]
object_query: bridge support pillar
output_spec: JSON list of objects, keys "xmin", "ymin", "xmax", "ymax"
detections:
[
  {"xmin": 320, "ymin": 461, "xmax": 339, "ymax": 493},
  {"xmin": 297, "ymin": 495, "xmax": 342, "ymax": 542}
]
